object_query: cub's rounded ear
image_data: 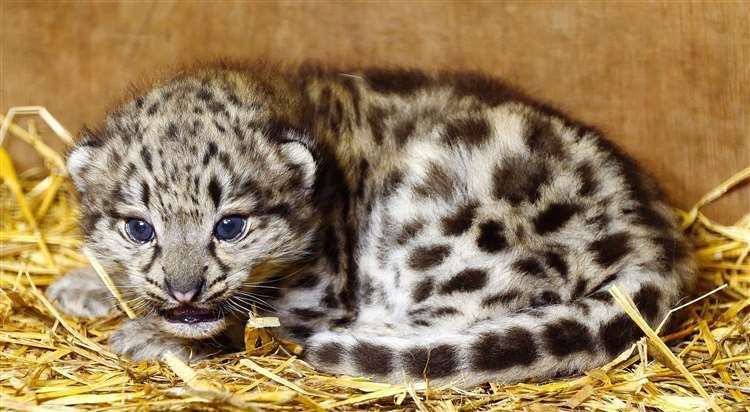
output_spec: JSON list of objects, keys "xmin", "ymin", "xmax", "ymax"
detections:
[
  {"xmin": 66, "ymin": 129, "xmax": 102, "ymax": 192},
  {"xmin": 279, "ymin": 130, "xmax": 316, "ymax": 189}
]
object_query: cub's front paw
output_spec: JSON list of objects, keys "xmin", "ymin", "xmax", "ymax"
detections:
[
  {"xmin": 46, "ymin": 267, "xmax": 114, "ymax": 318},
  {"xmin": 109, "ymin": 318, "xmax": 218, "ymax": 362}
]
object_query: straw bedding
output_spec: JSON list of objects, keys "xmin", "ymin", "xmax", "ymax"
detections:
[{"xmin": 1, "ymin": 108, "xmax": 749, "ymax": 411}]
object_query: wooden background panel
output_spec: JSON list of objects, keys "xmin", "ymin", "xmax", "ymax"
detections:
[{"xmin": 1, "ymin": 1, "xmax": 748, "ymax": 222}]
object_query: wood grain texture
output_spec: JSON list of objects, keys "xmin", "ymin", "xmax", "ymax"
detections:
[{"xmin": 1, "ymin": 1, "xmax": 748, "ymax": 221}]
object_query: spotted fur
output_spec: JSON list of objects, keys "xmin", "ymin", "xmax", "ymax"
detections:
[{"xmin": 48, "ymin": 64, "xmax": 696, "ymax": 387}]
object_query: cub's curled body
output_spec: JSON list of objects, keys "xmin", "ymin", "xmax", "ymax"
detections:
[{"xmin": 49, "ymin": 65, "xmax": 695, "ymax": 386}]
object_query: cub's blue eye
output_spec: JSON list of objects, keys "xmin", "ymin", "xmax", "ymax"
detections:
[
  {"xmin": 214, "ymin": 215, "xmax": 246, "ymax": 241},
  {"xmin": 125, "ymin": 218, "xmax": 155, "ymax": 243}
]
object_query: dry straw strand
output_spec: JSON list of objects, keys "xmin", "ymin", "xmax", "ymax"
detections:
[{"xmin": 82, "ymin": 250, "xmax": 136, "ymax": 319}]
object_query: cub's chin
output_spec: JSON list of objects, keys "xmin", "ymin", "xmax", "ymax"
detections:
[{"xmin": 157, "ymin": 305, "xmax": 228, "ymax": 339}]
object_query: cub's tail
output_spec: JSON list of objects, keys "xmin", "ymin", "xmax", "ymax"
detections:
[{"xmin": 304, "ymin": 273, "xmax": 687, "ymax": 387}]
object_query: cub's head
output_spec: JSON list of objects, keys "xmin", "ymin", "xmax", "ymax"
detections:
[{"xmin": 68, "ymin": 70, "xmax": 320, "ymax": 338}]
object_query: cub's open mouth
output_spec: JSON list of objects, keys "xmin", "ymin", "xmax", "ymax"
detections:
[{"xmin": 161, "ymin": 305, "xmax": 222, "ymax": 324}]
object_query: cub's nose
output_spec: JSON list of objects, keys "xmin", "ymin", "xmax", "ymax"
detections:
[{"xmin": 165, "ymin": 277, "xmax": 205, "ymax": 303}]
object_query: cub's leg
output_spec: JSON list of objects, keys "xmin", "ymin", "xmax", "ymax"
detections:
[
  {"xmin": 46, "ymin": 267, "xmax": 114, "ymax": 318},
  {"xmin": 109, "ymin": 317, "xmax": 221, "ymax": 362}
]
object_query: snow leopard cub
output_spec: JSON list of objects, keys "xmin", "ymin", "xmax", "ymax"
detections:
[{"xmin": 48, "ymin": 64, "xmax": 695, "ymax": 386}]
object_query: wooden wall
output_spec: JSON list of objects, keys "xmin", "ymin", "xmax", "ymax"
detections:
[{"xmin": 2, "ymin": 1, "xmax": 748, "ymax": 222}]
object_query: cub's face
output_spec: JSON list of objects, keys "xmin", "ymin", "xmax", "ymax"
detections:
[{"xmin": 68, "ymin": 74, "xmax": 319, "ymax": 338}]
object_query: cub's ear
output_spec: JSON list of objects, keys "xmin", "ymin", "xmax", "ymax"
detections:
[
  {"xmin": 279, "ymin": 130, "xmax": 316, "ymax": 189},
  {"xmin": 66, "ymin": 129, "xmax": 102, "ymax": 192}
]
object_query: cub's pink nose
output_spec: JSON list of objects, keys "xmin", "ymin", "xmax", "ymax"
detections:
[
  {"xmin": 165, "ymin": 277, "xmax": 204, "ymax": 303},
  {"xmin": 173, "ymin": 289, "xmax": 198, "ymax": 303}
]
